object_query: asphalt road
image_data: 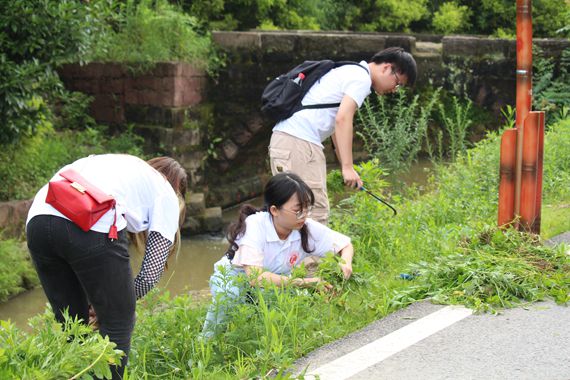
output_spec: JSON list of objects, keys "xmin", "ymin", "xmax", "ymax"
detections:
[{"xmin": 292, "ymin": 234, "xmax": 570, "ymax": 380}]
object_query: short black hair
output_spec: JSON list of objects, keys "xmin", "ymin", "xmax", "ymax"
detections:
[{"xmin": 369, "ymin": 47, "xmax": 417, "ymax": 87}]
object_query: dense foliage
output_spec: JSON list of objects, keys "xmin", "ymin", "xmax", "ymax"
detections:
[
  {"xmin": 0, "ymin": 240, "xmax": 39, "ymax": 303},
  {"xmin": 87, "ymin": 0, "xmax": 221, "ymax": 73},
  {"xmin": 0, "ymin": 0, "xmax": 218, "ymax": 146},
  {"xmin": 0, "ymin": 0, "xmax": 96, "ymax": 144},
  {"xmin": 177, "ymin": 0, "xmax": 569, "ymax": 37},
  {"xmin": 0, "ymin": 122, "xmax": 145, "ymax": 202}
]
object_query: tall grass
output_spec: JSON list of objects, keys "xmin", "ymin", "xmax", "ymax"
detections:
[
  {"xmin": 88, "ymin": 0, "xmax": 222, "ymax": 74},
  {"xmin": 356, "ymin": 88, "xmax": 440, "ymax": 174}
]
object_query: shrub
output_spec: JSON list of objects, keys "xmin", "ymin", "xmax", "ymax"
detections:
[
  {"xmin": 0, "ymin": 124, "xmax": 145, "ymax": 201},
  {"xmin": 88, "ymin": 0, "xmax": 221, "ymax": 74},
  {"xmin": 0, "ymin": 240, "xmax": 38, "ymax": 302},
  {"xmin": 0, "ymin": 0, "xmax": 104, "ymax": 144},
  {"xmin": 533, "ymin": 46, "xmax": 570, "ymax": 124},
  {"xmin": 432, "ymin": 2, "xmax": 472, "ymax": 34}
]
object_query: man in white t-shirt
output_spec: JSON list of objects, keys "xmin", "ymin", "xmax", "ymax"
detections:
[{"xmin": 269, "ymin": 47, "xmax": 417, "ymax": 224}]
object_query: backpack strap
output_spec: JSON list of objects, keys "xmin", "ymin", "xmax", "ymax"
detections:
[{"xmin": 299, "ymin": 61, "xmax": 369, "ymax": 111}]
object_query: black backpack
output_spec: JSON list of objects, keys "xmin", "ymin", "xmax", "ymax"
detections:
[{"xmin": 260, "ymin": 60, "xmax": 368, "ymax": 122}]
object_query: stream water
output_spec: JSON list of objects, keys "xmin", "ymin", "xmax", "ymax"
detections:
[{"xmin": 0, "ymin": 160, "xmax": 432, "ymax": 329}]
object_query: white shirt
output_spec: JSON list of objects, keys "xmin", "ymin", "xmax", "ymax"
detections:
[
  {"xmin": 273, "ymin": 60, "xmax": 371, "ymax": 147},
  {"xmin": 26, "ymin": 154, "xmax": 180, "ymax": 243},
  {"xmin": 215, "ymin": 211, "xmax": 351, "ymax": 276}
]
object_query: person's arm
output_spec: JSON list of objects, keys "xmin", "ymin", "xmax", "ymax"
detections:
[
  {"xmin": 338, "ymin": 243, "xmax": 354, "ymax": 279},
  {"xmin": 243, "ymin": 265, "xmax": 326, "ymax": 288},
  {"xmin": 334, "ymin": 95, "xmax": 363, "ymax": 189},
  {"xmin": 133, "ymin": 231, "xmax": 172, "ymax": 299}
]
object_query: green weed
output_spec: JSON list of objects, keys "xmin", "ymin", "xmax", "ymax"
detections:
[
  {"xmin": 0, "ymin": 240, "xmax": 38, "ymax": 302},
  {"xmin": 356, "ymin": 88, "xmax": 440, "ymax": 174},
  {"xmin": 0, "ymin": 310, "xmax": 122, "ymax": 379}
]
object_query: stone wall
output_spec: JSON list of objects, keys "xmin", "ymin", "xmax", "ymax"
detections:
[
  {"xmin": 0, "ymin": 200, "xmax": 32, "ymax": 238},
  {"xmin": 59, "ymin": 62, "xmax": 206, "ymax": 125},
  {"xmin": 59, "ymin": 62, "xmax": 208, "ymax": 187}
]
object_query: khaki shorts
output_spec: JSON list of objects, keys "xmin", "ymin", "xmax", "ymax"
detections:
[{"xmin": 268, "ymin": 131, "xmax": 329, "ymax": 224}]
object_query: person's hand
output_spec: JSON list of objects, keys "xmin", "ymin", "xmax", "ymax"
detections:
[
  {"xmin": 88, "ymin": 305, "xmax": 99, "ymax": 330},
  {"xmin": 294, "ymin": 277, "xmax": 333, "ymax": 291},
  {"xmin": 341, "ymin": 166, "xmax": 363, "ymax": 189},
  {"xmin": 339, "ymin": 262, "xmax": 353, "ymax": 279}
]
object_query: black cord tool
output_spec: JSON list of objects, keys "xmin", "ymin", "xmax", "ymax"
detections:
[{"xmin": 359, "ymin": 186, "xmax": 398, "ymax": 216}]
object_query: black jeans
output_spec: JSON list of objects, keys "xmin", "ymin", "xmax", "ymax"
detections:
[{"xmin": 27, "ymin": 215, "xmax": 135, "ymax": 379}]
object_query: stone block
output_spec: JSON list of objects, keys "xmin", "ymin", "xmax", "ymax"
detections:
[
  {"xmin": 101, "ymin": 78, "xmax": 123, "ymax": 94},
  {"xmin": 151, "ymin": 62, "xmax": 178, "ymax": 77},
  {"xmin": 186, "ymin": 193, "xmax": 205, "ymax": 216},
  {"xmin": 231, "ymin": 127, "xmax": 253, "ymax": 146},
  {"xmin": 0, "ymin": 200, "xmax": 32, "ymax": 238},
  {"xmin": 174, "ymin": 128, "xmax": 201, "ymax": 150},
  {"xmin": 201, "ymin": 207, "xmax": 223, "ymax": 232},
  {"xmin": 385, "ymin": 36, "xmax": 416, "ymax": 53},
  {"xmin": 181, "ymin": 216, "xmax": 202, "ymax": 236},
  {"xmin": 213, "ymin": 31, "xmax": 262, "ymax": 50},
  {"xmin": 297, "ymin": 33, "xmax": 384, "ymax": 59},
  {"xmin": 132, "ymin": 125, "xmax": 172, "ymax": 152},
  {"xmin": 246, "ymin": 116, "xmax": 266, "ymax": 134},
  {"xmin": 443, "ymin": 36, "xmax": 513, "ymax": 60},
  {"xmin": 124, "ymin": 105, "xmax": 186, "ymax": 127},
  {"xmin": 222, "ymin": 139, "xmax": 239, "ymax": 160},
  {"xmin": 161, "ymin": 77, "xmax": 175, "ymax": 93},
  {"xmin": 181, "ymin": 63, "xmax": 205, "ymax": 78},
  {"xmin": 0, "ymin": 202, "xmax": 13, "ymax": 227},
  {"xmin": 261, "ymin": 33, "xmax": 298, "ymax": 54}
]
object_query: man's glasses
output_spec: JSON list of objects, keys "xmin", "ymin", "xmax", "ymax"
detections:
[
  {"xmin": 281, "ymin": 206, "xmax": 313, "ymax": 220},
  {"xmin": 392, "ymin": 69, "xmax": 401, "ymax": 90}
]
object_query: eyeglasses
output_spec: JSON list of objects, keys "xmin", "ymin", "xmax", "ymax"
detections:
[
  {"xmin": 391, "ymin": 70, "xmax": 401, "ymax": 90},
  {"xmin": 281, "ymin": 206, "xmax": 313, "ymax": 220}
]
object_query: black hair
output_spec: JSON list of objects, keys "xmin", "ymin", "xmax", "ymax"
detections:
[
  {"xmin": 369, "ymin": 47, "xmax": 417, "ymax": 87},
  {"xmin": 225, "ymin": 172, "xmax": 315, "ymax": 260}
]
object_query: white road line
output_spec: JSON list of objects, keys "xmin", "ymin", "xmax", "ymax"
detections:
[{"xmin": 305, "ymin": 305, "xmax": 473, "ymax": 380}]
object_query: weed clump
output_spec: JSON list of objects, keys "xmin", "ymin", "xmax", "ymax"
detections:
[{"xmin": 394, "ymin": 227, "xmax": 570, "ymax": 312}]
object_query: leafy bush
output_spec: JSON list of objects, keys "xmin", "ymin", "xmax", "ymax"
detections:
[
  {"xmin": 0, "ymin": 240, "xmax": 38, "ymax": 302},
  {"xmin": 88, "ymin": 0, "xmax": 221, "ymax": 74},
  {"xmin": 0, "ymin": 124, "xmax": 145, "ymax": 201},
  {"xmin": 432, "ymin": 2, "xmax": 472, "ymax": 34},
  {"xmin": 176, "ymin": 0, "xmax": 567, "ymax": 36},
  {"xmin": 358, "ymin": 0, "xmax": 429, "ymax": 32},
  {"xmin": 0, "ymin": 311, "xmax": 122, "ymax": 379},
  {"xmin": 542, "ymin": 117, "xmax": 570, "ymax": 203},
  {"xmin": 533, "ymin": 46, "xmax": 570, "ymax": 124},
  {"xmin": 0, "ymin": 0, "xmax": 111, "ymax": 145}
]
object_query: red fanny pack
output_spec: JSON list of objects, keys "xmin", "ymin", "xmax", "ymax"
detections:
[{"xmin": 46, "ymin": 168, "xmax": 118, "ymax": 240}]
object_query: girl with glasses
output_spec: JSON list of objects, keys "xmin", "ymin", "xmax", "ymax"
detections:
[{"xmin": 202, "ymin": 172, "xmax": 354, "ymax": 337}]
